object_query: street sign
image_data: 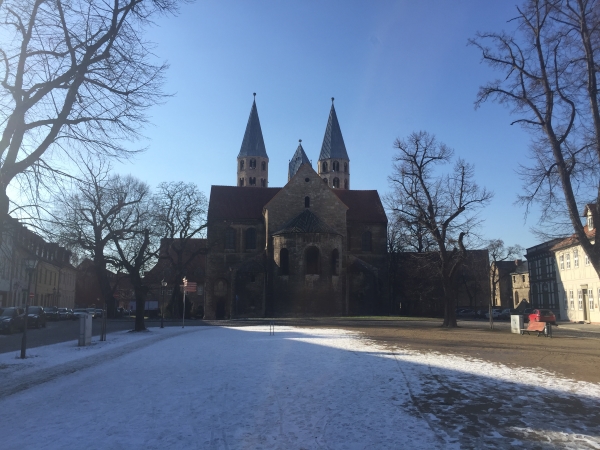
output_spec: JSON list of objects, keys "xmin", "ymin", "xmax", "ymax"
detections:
[
  {"xmin": 29, "ymin": 293, "xmax": 34, "ymax": 299},
  {"xmin": 181, "ymin": 282, "xmax": 197, "ymax": 292}
]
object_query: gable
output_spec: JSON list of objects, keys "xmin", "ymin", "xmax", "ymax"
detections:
[{"xmin": 207, "ymin": 185, "xmax": 280, "ymax": 221}]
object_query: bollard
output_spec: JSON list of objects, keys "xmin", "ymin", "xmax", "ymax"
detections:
[{"xmin": 269, "ymin": 320, "xmax": 275, "ymax": 336}]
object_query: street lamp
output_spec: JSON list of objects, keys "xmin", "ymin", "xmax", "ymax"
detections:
[
  {"xmin": 182, "ymin": 277, "xmax": 187, "ymax": 329},
  {"xmin": 161, "ymin": 279, "xmax": 167, "ymax": 329},
  {"xmin": 21, "ymin": 259, "xmax": 38, "ymax": 359}
]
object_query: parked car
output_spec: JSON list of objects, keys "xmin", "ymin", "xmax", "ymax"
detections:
[
  {"xmin": 522, "ymin": 308, "xmax": 534, "ymax": 323},
  {"xmin": 86, "ymin": 308, "xmax": 97, "ymax": 318},
  {"xmin": 26, "ymin": 306, "xmax": 47, "ymax": 328},
  {"xmin": 528, "ymin": 309, "xmax": 557, "ymax": 325},
  {"xmin": 500, "ymin": 308, "xmax": 519, "ymax": 320},
  {"xmin": 484, "ymin": 308, "xmax": 503, "ymax": 320},
  {"xmin": 457, "ymin": 308, "xmax": 476, "ymax": 318},
  {"xmin": 0, "ymin": 307, "xmax": 25, "ymax": 334},
  {"xmin": 44, "ymin": 306, "xmax": 59, "ymax": 321},
  {"xmin": 95, "ymin": 309, "xmax": 104, "ymax": 319},
  {"xmin": 73, "ymin": 308, "xmax": 90, "ymax": 319},
  {"xmin": 58, "ymin": 308, "xmax": 74, "ymax": 320}
]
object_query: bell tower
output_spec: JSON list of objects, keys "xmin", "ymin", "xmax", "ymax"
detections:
[
  {"xmin": 237, "ymin": 93, "xmax": 269, "ymax": 187},
  {"xmin": 318, "ymin": 98, "xmax": 350, "ymax": 189}
]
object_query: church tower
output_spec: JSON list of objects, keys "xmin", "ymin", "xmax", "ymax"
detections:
[
  {"xmin": 237, "ymin": 93, "xmax": 269, "ymax": 187},
  {"xmin": 288, "ymin": 139, "xmax": 311, "ymax": 181},
  {"xmin": 318, "ymin": 98, "xmax": 350, "ymax": 189}
]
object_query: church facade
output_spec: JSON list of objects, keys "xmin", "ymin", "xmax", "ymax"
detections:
[{"xmin": 203, "ymin": 96, "xmax": 388, "ymax": 319}]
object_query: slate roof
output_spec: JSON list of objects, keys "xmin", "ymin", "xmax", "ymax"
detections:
[
  {"xmin": 238, "ymin": 96, "xmax": 268, "ymax": 158},
  {"xmin": 318, "ymin": 101, "xmax": 349, "ymax": 161},
  {"xmin": 273, "ymin": 209, "xmax": 340, "ymax": 236},
  {"xmin": 207, "ymin": 186, "xmax": 280, "ymax": 221},
  {"xmin": 288, "ymin": 141, "xmax": 311, "ymax": 180},
  {"xmin": 333, "ymin": 190, "xmax": 387, "ymax": 223}
]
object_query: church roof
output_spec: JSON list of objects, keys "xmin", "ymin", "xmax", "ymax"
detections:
[
  {"xmin": 238, "ymin": 95, "xmax": 268, "ymax": 158},
  {"xmin": 288, "ymin": 141, "xmax": 311, "ymax": 180},
  {"xmin": 273, "ymin": 209, "xmax": 340, "ymax": 235},
  {"xmin": 208, "ymin": 186, "xmax": 280, "ymax": 220},
  {"xmin": 333, "ymin": 190, "xmax": 387, "ymax": 223},
  {"xmin": 319, "ymin": 100, "xmax": 349, "ymax": 161}
]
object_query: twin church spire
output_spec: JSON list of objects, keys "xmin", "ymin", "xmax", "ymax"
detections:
[{"xmin": 236, "ymin": 95, "xmax": 350, "ymax": 189}]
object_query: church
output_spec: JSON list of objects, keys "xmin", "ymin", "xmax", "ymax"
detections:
[{"xmin": 203, "ymin": 96, "xmax": 388, "ymax": 319}]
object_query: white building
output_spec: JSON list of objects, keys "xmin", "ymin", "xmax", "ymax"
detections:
[{"xmin": 552, "ymin": 205, "xmax": 600, "ymax": 323}]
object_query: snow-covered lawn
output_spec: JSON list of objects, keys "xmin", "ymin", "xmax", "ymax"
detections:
[{"xmin": 1, "ymin": 325, "xmax": 599, "ymax": 449}]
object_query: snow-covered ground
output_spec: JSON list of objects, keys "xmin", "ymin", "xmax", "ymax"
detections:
[{"xmin": 1, "ymin": 325, "xmax": 599, "ymax": 449}]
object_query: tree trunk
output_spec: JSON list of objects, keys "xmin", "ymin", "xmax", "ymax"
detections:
[
  {"xmin": 442, "ymin": 277, "xmax": 458, "ymax": 327},
  {"xmin": 93, "ymin": 257, "xmax": 115, "ymax": 317},
  {"xmin": 0, "ymin": 189, "xmax": 9, "ymax": 246}
]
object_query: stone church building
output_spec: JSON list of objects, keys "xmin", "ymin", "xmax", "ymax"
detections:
[{"xmin": 203, "ymin": 96, "xmax": 388, "ymax": 319}]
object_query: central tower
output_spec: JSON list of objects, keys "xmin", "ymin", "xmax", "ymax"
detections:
[
  {"xmin": 237, "ymin": 93, "xmax": 269, "ymax": 187},
  {"xmin": 318, "ymin": 98, "xmax": 350, "ymax": 189}
]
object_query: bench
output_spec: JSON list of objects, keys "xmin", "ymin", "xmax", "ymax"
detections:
[{"xmin": 521, "ymin": 321, "xmax": 552, "ymax": 338}]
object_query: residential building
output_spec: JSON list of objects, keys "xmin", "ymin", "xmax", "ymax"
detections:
[
  {"xmin": 525, "ymin": 238, "xmax": 563, "ymax": 317},
  {"xmin": 510, "ymin": 260, "xmax": 530, "ymax": 309}
]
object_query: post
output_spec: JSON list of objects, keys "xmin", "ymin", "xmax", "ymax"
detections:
[
  {"xmin": 182, "ymin": 277, "xmax": 187, "ymax": 329},
  {"xmin": 161, "ymin": 280, "xmax": 167, "ymax": 329},
  {"xmin": 21, "ymin": 260, "xmax": 37, "ymax": 359}
]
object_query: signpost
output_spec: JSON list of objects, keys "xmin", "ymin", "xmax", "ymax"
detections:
[{"xmin": 180, "ymin": 279, "xmax": 196, "ymax": 329}]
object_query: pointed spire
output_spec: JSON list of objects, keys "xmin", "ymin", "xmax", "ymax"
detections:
[
  {"xmin": 319, "ymin": 99, "xmax": 349, "ymax": 161},
  {"xmin": 288, "ymin": 139, "xmax": 312, "ymax": 180},
  {"xmin": 238, "ymin": 94, "xmax": 268, "ymax": 158}
]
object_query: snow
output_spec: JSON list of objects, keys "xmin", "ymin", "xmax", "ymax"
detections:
[{"xmin": 1, "ymin": 325, "xmax": 599, "ymax": 449}]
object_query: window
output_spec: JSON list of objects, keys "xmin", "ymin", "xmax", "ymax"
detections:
[
  {"xmin": 522, "ymin": 275, "xmax": 525, "ymax": 282},
  {"xmin": 322, "ymin": 162, "xmax": 328, "ymax": 172},
  {"xmin": 344, "ymin": 162, "xmax": 348, "ymax": 173},
  {"xmin": 578, "ymin": 290, "xmax": 583, "ymax": 310},
  {"xmin": 574, "ymin": 249, "xmax": 579, "ymax": 268},
  {"xmin": 239, "ymin": 178, "xmax": 245, "ymax": 186},
  {"xmin": 589, "ymin": 289, "xmax": 594, "ymax": 311},
  {"xmin": 564, "ymin": 290, "xmax": 568, "ymax": 309},
  {"xmin": 559, "ymin": 255, "xmax": 564, "ymax": 270},
  {"xmin": 306, "ymin": 246, "xmax": 320, "ymax": 275},
  {"xmin": 566, "ymin": 253, "xmax": 571, "ymax": 269},
  {"xmin": 250, "ymin": 159, "xmax": 256, "ymax": 169},
  {"xmin": 569, "ymin": 290, "xmax": 574, "ymax": 309},
  {"xmin": 280, "ymin": 248, "xmax": 289, "ymax": 275},
  {"xmin": 331, "ymin": 249, "xmax": 339, "ymax": 276},
  {"xmin": 249, "ymin": 177, "xmax": 256, "ymax": 186},
  {"xmin": 261, "ymin": 161, "xmax": 266, "ymax": 171},
  {"xmin": 361, "ymin": 231, "xmax": 372, "ymax": 251},
  {"xmin": 225, "ymin": 228, "xmax": 236, "ymax": 250},
  {"xmin": 333, "ymin": 161, "xmax": 339, "ymax": 171},
  {"xmin": 586, "ymin": 254, "xmax": 590, "ymax": 265},
  {"xmin": 305, "ymin": 196, "xmax": 310, "ymax": 208},
  {"xmin": 245, "ymin": 228, "xmax": 256, "ymax": 250},
  {"xmin": 333, "ymin": 177, "xmax": 340, "ymax": 188},
  {"xmin": 260, "ymin": 178, "xmax": 266, "ymax": 187},
  {"xmin": 344, "ymin": 179, "xmax": 348, "ymax": 189},
  {"xmin": 240, "ymin": 160, "xmax": 245, "ymax": 170},
  {"xmin": 512, "ymin": 275, "xmax": 516, "ymax": 284}
]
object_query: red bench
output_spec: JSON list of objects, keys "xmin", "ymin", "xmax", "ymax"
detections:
[{"xmin": 521, "ymin": 321, "xmax": 552, "ymax": 338}]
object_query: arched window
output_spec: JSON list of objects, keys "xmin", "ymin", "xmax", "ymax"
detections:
[
  {"xmin": 333, "ymin": 177, "xmax": 340, "ymax": 188},
  {"xmin": 280, "ymin": 248, "xmax": 289, "ymax": 275},
  {"xmin": 249, "ymin": 177, "xmax": 256, "ymax": 186},
  {"xmin": 344, "ymin": 162, "xmax": 348, "ymax": 173},
  {"xmin": 331, "ymin": 249, "xmax": 339, "ymax": 275},
  {"xmin": 344, "ymin": 179, "xmax": 348, "ymax": 189},
  {"xmin": 261, "ymin": 161, "xmax": 266, "ymax": 170},
  {"xmin": 333, "ymin": 161, "xmax": 339, "ymax": 171},
  {"xmin": 515, "ymin": 291, "xmax": 519, "ymax": 306},
  {"xmin": 306, "ymin": 246, "xmax": 320, "ymax": 274},
  {"xmin": 305, "ymin": 196, "xmax": 310, "ymax": 208},
  {"xmin": 245, "ymin": 228, "xmax": 256, "ymax": 250},
  {"xmin": 239, "ymin": 178, "xmax": 245, "ymax": 186},
  {"xmin": 361, "ymin": 231, "xmax": 372, "ymax": 251},
  {"xmin": 250, "ymin": 159, "xmax": 256, "ymax": 169},
  {"xmin": 240, "ymin": 160, "xmax": 245, "ymax": 170},
  {"xmin": 323, "ymin": 178, "xmax": 328, "ymax": 185},
  {"xmin": 260, "ymin": 178, "xmax": 266, "ymax": 187},
  {"xmin": 322, "ymin": 162, "xmax": 328, "ymax": 173},
  {"xmin": 225, "ymin": 228, "xmax": 236, "ymax": 250}
]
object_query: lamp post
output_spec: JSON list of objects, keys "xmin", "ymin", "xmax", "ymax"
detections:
[
  {"xmin": 161, "ymin": 279, "xmax": 167, "ymax": 329},
  {"xmin": 52, "ymin": 287, "xmax": 56, "ymax": 306},
  {"xmin": 21, "ymin": 259, "xmax": 38, "ymax": 359},
  {"xmin": 182, "ymin": 277, "xmax": 187, "ymax": 329}
]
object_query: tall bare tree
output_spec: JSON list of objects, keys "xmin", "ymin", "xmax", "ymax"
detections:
[
  {"xmin": 471, "ymin": 0, "xmax": 600, "ymax": 275},
  {"xmin": 152, "ymin": 181, "xmax": 207, "ymax": 316},
  {"xmin": 487, "ymin": 239, "xmax": 524, "ymax": 330},
  {"xmin": 387, "ymin": 131, "xmax": 493, "ymax": 327},
  {"xmin": 0, "ymin": 0, "xmax": 179, "ymax": 240}
]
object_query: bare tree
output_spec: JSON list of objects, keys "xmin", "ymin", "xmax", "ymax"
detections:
[
  {"xmin": 471, "ymin": 0, "xmax": 600, "ymax": 275},
  {"xmin": 487, "ymin": 239, "xmax": 524, "ymax": 330},
  {"xmin": 387, "ymin": 131, "xmax": 493, "ymax": 327},
  {"xmin": 0, "ymin": 0, "xmax": 180, "ymax": 240},
  {"xmin": 152, "ymin": 181, "xmax": 207, "ymax": 317}
]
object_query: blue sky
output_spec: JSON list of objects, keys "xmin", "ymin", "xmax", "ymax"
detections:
[{"xmin": 116, "ymin": 1, "xmax": 540, "ymax": 251}]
